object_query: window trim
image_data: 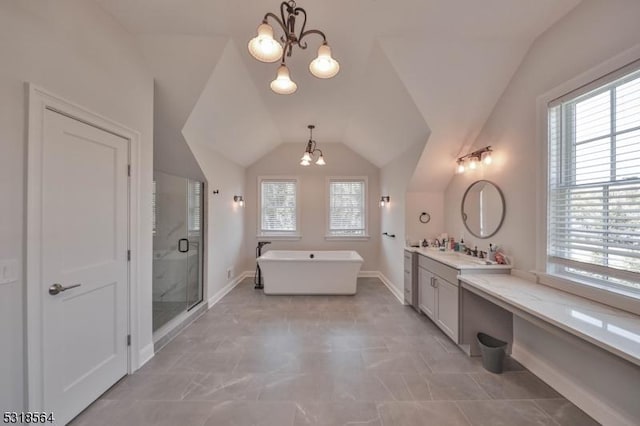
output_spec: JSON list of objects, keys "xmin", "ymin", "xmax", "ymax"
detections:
[
  {"xmin": 325, "ymin": 176, "xmax": 369, "ymax": 240},
  {"xmin": 536, "ymin": 48, "xmax": 640, "ymax": 312},
  {"xmin": 257, "ymin": 176, "xmax": 301, "ymax": 239}
]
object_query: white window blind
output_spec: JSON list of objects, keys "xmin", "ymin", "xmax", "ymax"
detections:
[
  {"xmin": 548, "ymin": 66, "xmax": 640, "ymax": 293},
  {"xmin": 261, "ymin": 179, "xmax": 298, "ymax": 234},
  {"xmin": 188, "ymin": 180, "xmax": 202, "ymax": 234},
  {"xmin": 328, "ymin": 179, "xmax": 366, "ymax": 236}
]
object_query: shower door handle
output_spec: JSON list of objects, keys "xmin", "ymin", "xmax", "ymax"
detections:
[{"xmin": 178, "ymin": 238, "xmax": 189, "ymax": 253}]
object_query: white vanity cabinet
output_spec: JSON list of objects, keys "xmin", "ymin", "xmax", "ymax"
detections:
[{"xmin": 418, "ymin": 256, "xmax": 459, "ymax": 342}]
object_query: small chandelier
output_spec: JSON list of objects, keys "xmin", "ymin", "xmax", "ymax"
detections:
[
  {"xmin": 248, "ymin": 0, "xmax": 340, "ymax": 95},
  {"xmin": 300, "ymin": 125, "xmax": 325, "ymax": 166}
]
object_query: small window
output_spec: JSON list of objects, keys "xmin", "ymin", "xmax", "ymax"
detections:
[
  {"xmin": 547, "ymin": 64, "xmax": 640, "ymax": 294},
  {"xmin": 327, "ymin": 178, "xmax": 368, "ymax": 238},
  {"xmin": 259, "ymin": 177, "xmax": 299, "ymax": 237},
  {"xmin": 152, "ymin": 180, "xmax": 157, "ymax": 236},
  {"xmin": 188, "ymin": 180, "xmax": 202, "ymax": 235}
]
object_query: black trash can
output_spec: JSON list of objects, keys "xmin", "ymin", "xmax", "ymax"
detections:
[{"xmin": 477, "ymin": 332, "xmax": 507, "ymax": 374}]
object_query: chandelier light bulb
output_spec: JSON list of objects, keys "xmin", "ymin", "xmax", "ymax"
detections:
[
  {"xmin": 248, "ymin": 23, "xmax": 283, "ymax": 63},
  {"xmin": 301, "ymin": 152, "xmax": 312, "ymax": 162},
  {"xmin": 309, "ymin": 44, "xmax": 340, "ymax": 79},
  {"xmin": 456, "ymin": 161, "xmax": 465, "ymax": 174},
  {"xmin": 270, "ymin": 64, "xmax": 298, "ymax": 95},
  {"xmin": 483, "ymin": 151, "xmax": 493, "ymax": 165},
  {"xmin": 315, "ymin": 154, "xmax": 326, "ymax": 165},
  {"xmin": 300, "ymin": 159, "xmax": 310, "ymax": 166}
]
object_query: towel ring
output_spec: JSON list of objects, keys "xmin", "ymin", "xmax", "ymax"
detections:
[{"xmin": 419, "ymin": 212, "xmax": 431, "ymax": 224}]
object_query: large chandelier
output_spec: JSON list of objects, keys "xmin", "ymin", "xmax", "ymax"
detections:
[
  {"xmin": 300, "ymin": 125, "xmax": 325, "ymax": 166},
  {"xmin": 248, "ymin": 0, "xmax": 340, "ymax": 95}
]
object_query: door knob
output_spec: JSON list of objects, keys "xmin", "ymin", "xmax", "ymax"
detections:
[{"xmin": 49, "ymin": 283, "xmax": 81, "ymax": 295}]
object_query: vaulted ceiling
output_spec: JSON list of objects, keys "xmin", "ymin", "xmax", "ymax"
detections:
[{"xmin": 96, "ymin": 0, "xmax": 580, "ymax": 190}]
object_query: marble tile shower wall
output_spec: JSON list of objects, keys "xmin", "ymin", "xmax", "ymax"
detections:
[
  {"xmin": 153, "ymin": 172, "xmax": 190, "ymax": 303},
  {"xmin": 73, "ymin": 278, "xmax": 598, "ymax": 426},
  {"xmin": 153, "ymin": 250, "xmax": 199, "ymax": 302}
]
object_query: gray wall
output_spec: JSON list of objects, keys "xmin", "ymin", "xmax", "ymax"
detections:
[{"xmin": 0, "ymin": 0, "xmax": 154, "ymax": 411}]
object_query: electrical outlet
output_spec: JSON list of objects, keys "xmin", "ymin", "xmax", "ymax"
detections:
[{"xmin": 226, "ymin": 268, "xmax": 232, "ymax": 280}]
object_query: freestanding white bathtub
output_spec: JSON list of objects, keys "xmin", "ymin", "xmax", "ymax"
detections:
[{"xmin": 257, "ymin": 250, "xmax": 364, "ymax": 295}]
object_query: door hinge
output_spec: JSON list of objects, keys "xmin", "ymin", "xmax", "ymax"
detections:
[
  {"xmin": 127, "ymin": 250, "xmax": 131, "ymax": 261},
  {"xmin": 127, "ymin": 164, "xmax": 131, "ymax": 177},
  {"xmin": 127, "ymin": 335, "xmax": 131, "ymax": 346}
]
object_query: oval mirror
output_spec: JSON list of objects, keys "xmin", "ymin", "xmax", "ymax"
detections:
[{"xmin": 461, "ymin": 180, "xmax": 505, "ymax": 239}]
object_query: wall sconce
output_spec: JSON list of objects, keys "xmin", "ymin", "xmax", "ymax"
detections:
[
  {"xmin": 233, "ymin": 195, "xmax": 245, "ymax": 207},
  {"xmin": 379, "ymin": 196, "xmax": 390, "ymax": 207},
  {"xmin": 455, "ymin": 146, "xmax": 493, "ymax": 174}
]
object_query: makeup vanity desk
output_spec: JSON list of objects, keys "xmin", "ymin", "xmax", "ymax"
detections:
[{"xmin": 459, "ymin": 273, "xmax": 640, "ymax": 366}]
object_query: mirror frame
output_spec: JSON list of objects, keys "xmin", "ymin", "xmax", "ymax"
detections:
[{"xmin": 461, "ymin": 179, "xmax": 506, "ymax": 239}]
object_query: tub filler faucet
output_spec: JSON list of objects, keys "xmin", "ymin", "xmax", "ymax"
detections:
[{"xmin": 255, "ymin": 241, "xmax": 271, "ymax": 289}]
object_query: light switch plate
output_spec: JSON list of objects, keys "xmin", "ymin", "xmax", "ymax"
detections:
[{"xmin": 0, "ymin": 259, "xmax": 19, "ymax": 285}]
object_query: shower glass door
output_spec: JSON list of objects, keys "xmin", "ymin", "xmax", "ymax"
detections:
[{"xmin": 152, "ymin": 171, "xmax": 204, "ymax": 332}]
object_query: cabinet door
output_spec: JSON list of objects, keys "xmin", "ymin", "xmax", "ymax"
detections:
[
  {"xmin": 435, "ymin": 277, "xmax": 459, "ymax": 342},
  {"xmin": 418, "ymin": 268, "xmax": 436, "ymax": 319}
]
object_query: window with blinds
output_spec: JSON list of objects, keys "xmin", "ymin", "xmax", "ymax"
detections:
[
  {"xmin": 328, "ymin": 178, "xmax": 367, "ymax": 237},
  {"xmin": 260, "ymin": 178, "xmax": 298, "ymax": 235},
  {"xmin": 547, "ymin": 65, "xmax": 640, "ymax": 293},
  {"xmin": 188, "ymin": 180, "xmax": 202, "ymax": 235}
]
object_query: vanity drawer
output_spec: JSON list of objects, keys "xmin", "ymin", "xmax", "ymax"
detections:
[{"xmin": 418, "ymin": 255, "xmax": 458, "ymax": 285}]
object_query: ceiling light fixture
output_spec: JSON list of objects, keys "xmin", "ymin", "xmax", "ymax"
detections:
[
  {"xmin": 455, "ymin": 146, "xmax": 493, "ymax": 174},
  {"xmin": 300, "ymin": 124, "xmax": 325, "ymax": 166},
  {"xmin": 248, "ymin": 0, "xmax": 340, "ymax": 95}
]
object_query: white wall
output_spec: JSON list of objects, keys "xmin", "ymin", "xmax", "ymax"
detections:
[
  {"xmin": 444, "ymin": 0, "xmax": 640, "ymax": 270},
  {"xmin": 442, "ymin": 0, "xmax": 640, "ymax": 423},
  {"xmin": 405, "ymin": 192, "xmax": 445, "ymax": 246},
  {"xmin": 379, "ymin": 142, "xmax": 427, "ymax": 292},
  {"xmin": 0, "ymin": 0, "xmax": 154, "ymax": 411},
  {"xmin": 187, "ymin": 142, "xmax": 246, "ymax": 303},
  {"xmin": 243, "ymin": 143, "xmax": 380, "ymax": 272}
]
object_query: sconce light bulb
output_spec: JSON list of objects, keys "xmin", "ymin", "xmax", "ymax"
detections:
[
  {"xmin": 469, "ymin": 157, "xmax": 479, "ymax": 170},
  {"xmin": 483, "ymin": 151, "xmax": 493, "ymax": 165}
]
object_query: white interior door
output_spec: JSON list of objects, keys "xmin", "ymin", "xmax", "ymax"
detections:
[{"xmin": 41, "ymin": 109, "xmax": 129, "ymax": 424}]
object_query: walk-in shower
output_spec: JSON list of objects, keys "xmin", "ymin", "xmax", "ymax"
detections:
[{"xmin": 152, "ymin": 171, "xmax": 204, "ymax": 333}]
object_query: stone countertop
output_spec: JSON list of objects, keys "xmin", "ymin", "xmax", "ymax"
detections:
[
  {"xmin": 406, "ymin": 247, "xmax": 513, "ymax": 271},
  {"xmin": 458, "ymin": 273, "xmax": 640, "ymax": 367}
]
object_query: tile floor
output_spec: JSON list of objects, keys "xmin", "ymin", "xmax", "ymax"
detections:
[{"xmin": 72, "ymin": 278, "xmax": 599, "ymax": 426}]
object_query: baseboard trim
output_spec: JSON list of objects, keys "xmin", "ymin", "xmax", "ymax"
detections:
[
  {"xmin": 377, "ymin": 272, "xmax": 404, "ymax": 303},
  {"xmin": 208, "ymin": 272, "xmax": 250, "ymax": 308},
  {"xmin": 512, "ymin": 342, "xmax": 629, "ymax": 426},
  {"xmin": 138, "ymin": 343, "xmax": 155, "ymax": 369},
  {"xmin": 358, "ymin": 270, "xmax": 379, "ymax": 278}
]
